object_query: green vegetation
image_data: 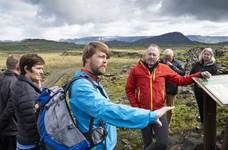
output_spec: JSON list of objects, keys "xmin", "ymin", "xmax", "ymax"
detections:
[
  {"xmin": 0, "ymin": 43, "xmax": 228, "ymax": 149},
  {"xmin": 0, "ymin": 39, "xmax": 83, "ymax": 52}
]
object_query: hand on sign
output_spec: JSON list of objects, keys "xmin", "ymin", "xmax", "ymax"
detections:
[{"xmin": 201, "ymin": 71, "xmax": 211, "ymax": 79}]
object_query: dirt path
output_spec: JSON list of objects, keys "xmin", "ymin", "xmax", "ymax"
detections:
[{"xmin": 43, "ymin": 68, "xmax": 70, "ymax": 87}]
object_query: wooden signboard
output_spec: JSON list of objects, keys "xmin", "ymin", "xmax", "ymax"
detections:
[
  {"xmin": 193, "ymin": 74, "xmax": 228, "ymax": 150},
  {"xmin": 193, "ymin": 74, "xmax": 228, "ymax": 107}
]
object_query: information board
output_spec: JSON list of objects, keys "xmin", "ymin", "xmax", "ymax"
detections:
[{"xmin": 193, "ymin": 75, "xmax": 228, "ymax": 107}]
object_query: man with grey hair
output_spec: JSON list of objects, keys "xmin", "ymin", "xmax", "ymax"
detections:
[
  {"xmin": 160, "ymin": 48, "xmax": 185, "ymax": 128},
  {"xmin": 126, "ymin": 44, "xmax": 211, "ymax": 150},
  {"xmin": 0, "ymin": 54, "xmax": 20, "ymax": 150}
]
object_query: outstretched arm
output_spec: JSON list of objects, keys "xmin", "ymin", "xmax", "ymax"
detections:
[{"xmin": 71, "ymin": 79, "xmax": 174, "ymax": 129}]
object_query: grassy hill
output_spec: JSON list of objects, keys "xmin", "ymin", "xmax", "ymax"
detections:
[
  {"xmin": 0, "ymin": 39, "xmax": 84, "ymax": 52},
  {"xmin": 1, "ymin": 36, "xmax": 228, "ymax": 52}
]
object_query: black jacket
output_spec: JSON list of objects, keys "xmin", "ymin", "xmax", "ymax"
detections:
[
  {"xmin": 12, "ymin": 75, "xmax": 41, "ymax": 145},
  {"xmin": 0, "ymin": 70, "xmax": 18, "ymax": 136},
  {"xmin": 160, "ymin": 59, "xmax": 185, "ymax": 95},
  {"xmin": 190, "ymin": 61, "xmax": 217, "ymax": 93}
]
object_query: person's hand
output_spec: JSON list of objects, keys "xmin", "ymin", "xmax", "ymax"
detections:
[
  {"xmin": 201, "ymin": 71, "xmax": 211, "ymax": 79},
  {"xmin": 154, "ymin": 106, "xmax": 175, "ymax": 127}
]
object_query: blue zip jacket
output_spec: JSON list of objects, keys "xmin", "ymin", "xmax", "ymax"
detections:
[{"xmin": 69, "ymin": 70, "xmax": 157, "ymax": 150}]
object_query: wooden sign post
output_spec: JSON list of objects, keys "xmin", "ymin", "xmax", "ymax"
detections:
[
  {"xmin": 222, "ymin": 118, "xmax": 228, "ymax": 150},
  {"xmin": 193, "ymin": 75, "xmax": 228, "ymax": 150}
]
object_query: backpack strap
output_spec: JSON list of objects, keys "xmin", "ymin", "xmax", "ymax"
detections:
[
  {"xmin": 62, "ymin": 76, "xmax": 98, "ymax": 129},
  {"xmin": 64, "ymin": 76, "xmax": 107, "ymax": 149},
  {"xmin": 63, "ymin": 76, "xmax": 96, "ymax": 94}
]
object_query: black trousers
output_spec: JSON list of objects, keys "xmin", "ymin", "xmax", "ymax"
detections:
[
  {"xmin": 0, "ymin": 135, "xmax": 16, "ymax": 150},
  {"xmin": 194, "ymin": 87, "xmax": 204, "ymax": 123},
  {"xmin": 141, "ymin": 115, "xmax": 168, "ymax": 150}
]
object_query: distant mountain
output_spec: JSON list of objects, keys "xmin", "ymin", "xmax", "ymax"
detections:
[
  {"xmin": 187, "ymin": 35, "xmax": 228, "ymax": 44},
  {"xmin": 63, "ymin": 32, "xmax": 197, "ymax": 47},
  {"xmin": 106, "ymin": 32, "xmax": 198, "ymax": 47},
  {"xmin": 0, "ymin": 39, "xmax": 82, "ymax": 51},
  {"xmin": 61, "ymin": 36, "xmax": 150, "ymax": 44},
  {"xmin": 22, "ymin": 38, "xmax": 60, "ymax": 44},
  {"xmin": 105, "ymin": 40, "xmax": 130, "ymax": 47},
  {"xmin": 132, "ymin": 32, "xmax": 196, "ymax": 46},
  {"xmin": 217, "ymin": 41, "xmax": 228, "ymax": 45}
]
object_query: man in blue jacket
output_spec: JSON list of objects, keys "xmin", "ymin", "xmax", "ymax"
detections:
[{"xmin": 69, "ymin": 41, "xmax": 174, "ymax": 150}]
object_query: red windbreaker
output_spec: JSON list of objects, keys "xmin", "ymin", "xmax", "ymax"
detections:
[{"xmin": 125, "ymin": 60, "xmax": 201, "ymax": 110}]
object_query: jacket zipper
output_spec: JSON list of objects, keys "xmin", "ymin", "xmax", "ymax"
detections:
[
  {"xmin": 140, "ymin": 61, "xmax": 155, "ymax": 110},
  {"xmin": 150, "ymin": 69, "xmax": 156, "ymax": 110},
  {"xmin": 137, "ymin": 87, "xmax": 141, "ymax": 102},
  {"xmin": 149, "ymin": 73, "xmax": 153, "ymax": 110}
]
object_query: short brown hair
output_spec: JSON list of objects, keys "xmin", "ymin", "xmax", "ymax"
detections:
[
  {"xmin": 82, "ymin": 41, "xmax": 111, "ymax": 66},
  {"xmin": 6, "ymin": 54, "xmax": 21, "ymax": 70},
  {"xmin": 20, "ymin": 53, "xmax": 45, "ymax": 75}
]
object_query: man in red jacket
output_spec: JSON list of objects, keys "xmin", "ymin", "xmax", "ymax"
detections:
[{"xmin": 125, "ymin": 44, "xmax": 211, "ymax": 150}]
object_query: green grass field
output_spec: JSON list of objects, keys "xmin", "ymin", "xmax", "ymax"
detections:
[{"xmin": 0, "ymin": 47, "xmax": 228, "ymax": 149}]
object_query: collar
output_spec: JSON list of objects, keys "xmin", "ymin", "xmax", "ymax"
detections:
[
  {"xmin": 201, "ymin": 60, "xmax": 215, "ymax": 67},
  {"xmin": 81, "ymin": 69, "xmax": 99, "ymax": 82},
  {"xmin": 140, "ymin": 60, "xmax": 158, "ymax": 72},
  {"xmin": 18, "ymin": 75, "xmax": 41, "ymax": 93},
  {"xmin": 4, "ymin": 70, "xmax": 19, "ymax": 77}
]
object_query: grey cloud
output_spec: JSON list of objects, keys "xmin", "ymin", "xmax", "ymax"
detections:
[
  {"xmin": 24, "ymin": 0, "xmax": 40, "ymax": 4},
  {"xmin": 28, "ymin": 0, "xmax": 130, "ymax": 25},
  {"xmin": 160, "ymin": 0, "xmax": 228, "ymax": 21},
  {"xmin": 133, "ymin": 0, "xmax": 162, "ymax": 8},
  {"xmin": 23, "ymin": 0, "xmax": 163, "ymax": 26},
  {"xmin": 2, "ymin": 0, "xmax": 228, "ymax": 40},
  {"xmin": 4, "ymin": 0, "xmax": 228, "ymax": 26}
]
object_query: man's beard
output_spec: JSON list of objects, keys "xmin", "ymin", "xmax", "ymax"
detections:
[
  {"xmin": 91, "ymin": 66, "xmax": 106, "ymax": 76},
  {"xmin": 145, "ymin": 59, "xmax": 156, "ymax": 66}
]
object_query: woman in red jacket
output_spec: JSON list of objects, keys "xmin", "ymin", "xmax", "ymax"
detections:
[{"xmin": 125, "ymin": 44, "xmax": 211, "ymax": 150}]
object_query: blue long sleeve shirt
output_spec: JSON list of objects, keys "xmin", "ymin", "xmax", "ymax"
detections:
[{"xmin": 69, "ymin": 70, "xmax": 157, "ymax": 150}]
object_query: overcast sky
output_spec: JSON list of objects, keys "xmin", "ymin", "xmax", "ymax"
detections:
[{"xmin": 1, "ymin": 0, "xmax": 228, "ymax": 41}]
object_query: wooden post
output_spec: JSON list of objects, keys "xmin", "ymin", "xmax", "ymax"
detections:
[
  {"xmin": 222, "ymin": 117, "xmax": 228, "ymax": 150},
  {"xmin": 204, "ymin": 93, "xmax": 216, "ymax": 150}
]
